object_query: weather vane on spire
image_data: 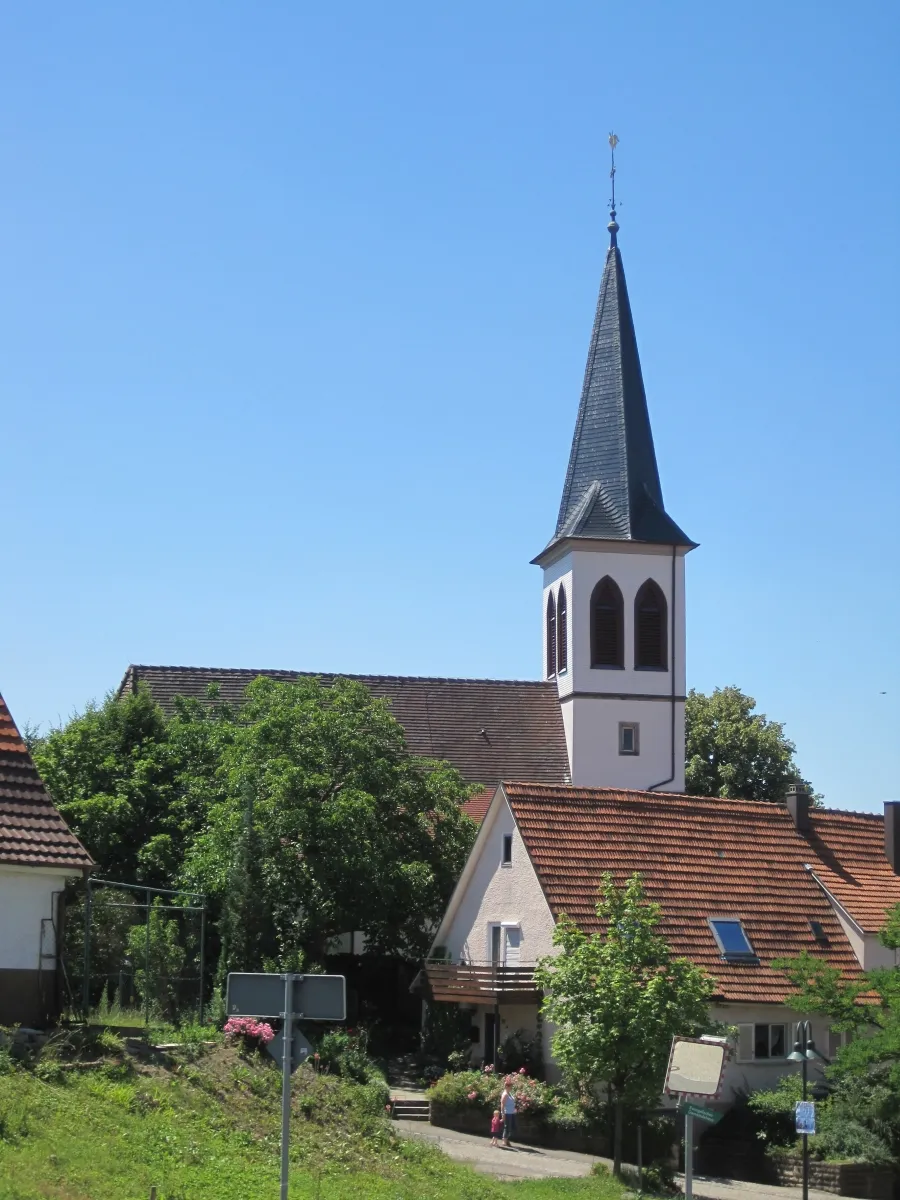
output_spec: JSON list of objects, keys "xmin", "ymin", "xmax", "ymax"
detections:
[{"xmin": 607, "ymin": 132, "xmax": 620, "ymax": 246}]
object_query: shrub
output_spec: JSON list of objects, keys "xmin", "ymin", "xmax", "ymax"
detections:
[
  {"xmin": 223, "ymin": 1018, "xmax": 275, "ymax": 1055},
  {"xmin": 315, "ymin": 1027, "xmax": 382, "ymax": 1085},
  {"xmin": 545, "ymin": 1097, "xmax": 590, "ymax": 1130},
  {"xmin": 427, "ymin": 1067, "xmax": 558, "ymax": 1118},
  {"xmin": 747, "ymin": 1073, "xmax": 893, "ymax": 1165}
]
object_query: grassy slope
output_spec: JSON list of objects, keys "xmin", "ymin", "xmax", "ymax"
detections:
[{"xmin": 0, "ymin": 1045, "xmax": 627, "ymax": 1200}]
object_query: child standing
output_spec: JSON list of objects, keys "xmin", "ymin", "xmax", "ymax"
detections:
[{"xmin": 490, "ymin": 1109, "xmax": 503, "ymax": 1146}]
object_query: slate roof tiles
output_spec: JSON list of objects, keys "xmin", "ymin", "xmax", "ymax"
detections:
[
  {"xmin": 0, "ymin": 692, "xmax": 93, "ymax": 872},
  {"xmin": 505, "ymin": 783, "xmax": 880, "ymax": 1005},
  {"xmin": 541, "ymin": 233, "xmax": 693, "ymax": 556}
]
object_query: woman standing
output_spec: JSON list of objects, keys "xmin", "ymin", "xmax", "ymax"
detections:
[{"xmin": 500, "ymin": 1077, "xmax": 517, "ymax": 1145}]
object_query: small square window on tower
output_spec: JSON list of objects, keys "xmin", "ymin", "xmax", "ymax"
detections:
[
  {"xmin": 618, "ymin": 723, "xmax": 639, "ymax": 755},
  {"xmin": 501, "ymin": 834, "xmax": 513, "ymax": 866}
]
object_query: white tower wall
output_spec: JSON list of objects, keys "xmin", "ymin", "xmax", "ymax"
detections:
[{"xmin": 542, "ymin": 541, "xmax": 687, "ymax": 791}]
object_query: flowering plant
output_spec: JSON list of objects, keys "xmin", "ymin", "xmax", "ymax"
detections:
[
  {"xmin": 224, "ymin": 1017, "xmax": 275, "ymax": 1054},
  {"xmin": 428, "ymin": 1068, "xmax": 557, "ymax": 1118}
]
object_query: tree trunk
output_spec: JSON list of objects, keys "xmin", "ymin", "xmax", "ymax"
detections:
[{"xmin": 613, "ymin": 1092, "xmax": 623, "ymax": 1177}]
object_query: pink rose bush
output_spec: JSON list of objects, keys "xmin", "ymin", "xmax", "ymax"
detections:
[
  {"xmin": 224, "ymin": 1017, "xmax": 275, "ymax": 1054},
  {"xmin": 428, "ymin": 1067, "xmax": 558, "ymax": 1118}
]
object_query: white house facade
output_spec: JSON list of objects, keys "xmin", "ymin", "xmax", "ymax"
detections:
[
  {"xmin": 0, "ymin": 692, "xmax": 93, "ymax": 1025},
  {"xmin": 424, "ymin": 783, "xmax": 900, "ymax": 1105}
]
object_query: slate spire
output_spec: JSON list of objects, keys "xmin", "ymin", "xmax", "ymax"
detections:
[{"xmin": 545, "ymin": 219, "xmax": 694, "ymax": 552}]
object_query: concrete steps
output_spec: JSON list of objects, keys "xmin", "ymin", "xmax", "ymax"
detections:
[{"xmin": 391, "ymin": 1098, "xmax": 431, "ymax": 1122}]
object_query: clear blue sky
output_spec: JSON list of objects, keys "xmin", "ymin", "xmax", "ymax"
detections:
[{"xmin": 2, "ymin": 2, "xmax": 897, "ymax": 812}]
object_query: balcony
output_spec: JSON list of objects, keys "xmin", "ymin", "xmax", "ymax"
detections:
[{"xmin": 413, "ymin": 959, "xmax": 540, "ymax": 1005}]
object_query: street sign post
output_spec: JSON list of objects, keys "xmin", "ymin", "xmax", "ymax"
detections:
[
  {"xmin": 664, "ymin": 1036, "xmax": 730, "ymax": 1200},
  {"xmin": 266, "ymin": 1027, "xmax": 313, "ymax": 1073},
  {"xmin": 682, "ymin": 1102, "xmax": 721, "ymax": 1124},
  {"xmin": 226, "ymin": 973, "xmax": 346, "ymax": 1200},
  {"xmin": 226, "ymin": 972, "xmax": 346, "ymax": 1022}
]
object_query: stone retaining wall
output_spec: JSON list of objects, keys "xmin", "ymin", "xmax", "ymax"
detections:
[{"xmin": 768, "ymin": 1155, "xmax": 893, "ymax": 1199}]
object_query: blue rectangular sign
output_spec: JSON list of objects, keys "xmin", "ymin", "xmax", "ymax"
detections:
[{"xmin": 795, "ymin": 1100, "xmax": 816, "ymax": 1135}]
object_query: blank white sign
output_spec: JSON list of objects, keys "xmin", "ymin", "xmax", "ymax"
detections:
[{"xmin": 665, "ymin": 1038, "xmax": 726, "ymax": 1096}]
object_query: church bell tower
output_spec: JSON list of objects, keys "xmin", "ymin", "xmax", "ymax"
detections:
[{"xmin": 533, "ymin": 143, "xmax": 695, "ymax": 791}]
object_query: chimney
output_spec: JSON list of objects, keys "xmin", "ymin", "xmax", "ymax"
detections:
[
  {"xmin": 785, "ymin": 783, "xmax": 811, "ymax": 833},
  {"xmin": 885, "ymin": 802, "xmax": 900, "ymax": 874}
]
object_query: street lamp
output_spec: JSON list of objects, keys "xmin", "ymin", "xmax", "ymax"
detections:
[{"xmin": 787, "ymin": 1020, "xmax": 825, "ymax": 1200}]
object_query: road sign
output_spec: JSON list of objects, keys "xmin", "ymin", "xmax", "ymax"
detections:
[
  {"xmin": 266, "ymin": 1027, "xmax": 313, "ymax": 1074},
  {"xmin": 226, "ymin": 972, "xmax": 346, "ymax": 1021},
  {"xmin": 683, "ymin": 1102, "xmax": 721, "ymax": 1124},
  {"xmin": 796, "ymin": 1100, "xmax": 816, "ymax": 1135},
  {"xmin": 225, "ymin": 973, "xmax": 347, "ymax": 1200},
  {"xmin": 665, "ymin": 1036, "xmax": 728, "ymax": 1098}
]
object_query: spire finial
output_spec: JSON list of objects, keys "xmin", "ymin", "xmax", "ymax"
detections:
[{"xmin": 607, "ymin": 132, "xmax": 620, "ymax": 246}]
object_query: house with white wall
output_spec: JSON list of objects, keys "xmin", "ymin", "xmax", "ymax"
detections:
[
  {"xmin": 0, "ymin": 691, "xmax": 93, "ymax": 1026},
  {"xmin": 422, "ymin": 781, "xmax": 900, "ymax": 1105}
]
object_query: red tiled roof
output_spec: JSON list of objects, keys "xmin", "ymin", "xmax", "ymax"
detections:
[
  {"xmin": 0, "ymin": 692, "xmax": 94, "ymax": 871},
  {"xmin": 120, "ymin": 665, "xmax": 570, "ymax": 789},
  {"xmin": 504, "ymin": 783, "xmax": 869, "ymax": 1005},
  {"xmin": 462, "ymin": 787, "xmax": 496, "ymax": 824},
  {"xmin": 805, "ymin": 810, "xmax": 900, "ymax": 933}
]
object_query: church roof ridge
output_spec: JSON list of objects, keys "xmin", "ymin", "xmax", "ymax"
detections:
[{"xmin": 122, "ymin": 664, "xmax": 554, "ymax": 688}]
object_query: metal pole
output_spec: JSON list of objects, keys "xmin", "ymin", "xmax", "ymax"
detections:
[
  {"xmin": 198, "ymin": 901, "xmax": 206, "ymax": 1025},
  {"xmin": 280, "ymin": 973, "xmax": 294, "ymax": 1200},
  {"xmin": 685, "ymin": 1111, "xmax": 695, "ymax": 1198},
  {"xmin": 637, "ymin": 1123, "xmax": 643, "ymax": 1194},
  {"xmin": 802, "ymin": 1041, "xmax": 809, "ymax": 1200},
  {"xmin": 145, "ymin": 891, "xmax": 152, "ymax": 1028},
  {"xmin": 82, "ymin": 878, "xmax": 93, "ymax": 1019}
]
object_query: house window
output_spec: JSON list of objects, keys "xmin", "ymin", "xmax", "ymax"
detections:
[
  {"xmin": 619, "ymin": 723, "xmax": 639, "ymax": 755},
  {"xmin": 755, "ymin": 1024, "xmax": 788, "ymax": 1060},
  {"xmin": 737, "ymin": 1023, "xmax": 789, "ymax": 1062},
  {"xmin": 591, "ymin": 577, "xmax": 624, "ymax": 668},
  {"xmin": 708, "ymin": 918, "xmax": 758, "ymax": 963},
  {"xmin": 556, "ymin": 585, "xmax": 568, "ymax": 674},
  {"xmin": 490, "ymin": 924, "xmax": 502, "ymax": 965},
  {"xmin": 501, "ymin": 834, "xmax": 513, "ymax": 866},
  {"xmin": 546, "ymin": 591, "xmax": 557, "ymax": 678},
  {"xmin": 634, "ymin": 579, "xmax": 667, "ymax": 670},
  {"xmin": 828, "ymin": 1028, "xmax": 851, "ymax": 1059}
]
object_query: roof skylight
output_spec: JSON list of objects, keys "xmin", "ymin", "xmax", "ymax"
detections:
[{"xmin": 708, "ymin": 918, "xmax": 758, "ymax": 963}]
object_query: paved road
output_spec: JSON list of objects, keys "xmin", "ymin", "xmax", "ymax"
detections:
[
  {"xmin": 684, "ymin": 1178, "xmax": 863, "ymax": 1200},
  {"xmin": 393, "ymin": 1119, "xmax": 604, "ymax": 1182},
  {"xmin": 394, "ymin": 1120, "xmax": 869, "ymax": 1198}
]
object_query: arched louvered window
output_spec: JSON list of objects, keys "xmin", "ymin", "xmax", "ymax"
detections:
[
  {"xmin": 591, "ymin": 577, "xmax": 624, "ymax": 668},
  {"xmin": 556, "ymin": 585, "xmax": 568, "ymax": 674},
  {"xmin": 635, "ymin": 579, "xmax": 668, "ymax": 670},
  {"xmin": 545, "ymin": 591, "xmax": 557, "ymax": 678}
]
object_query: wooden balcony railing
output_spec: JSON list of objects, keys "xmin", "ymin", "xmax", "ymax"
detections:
[{"xmin": 414, "ymin": 960, "xmax": 540, "ymax": 1005}]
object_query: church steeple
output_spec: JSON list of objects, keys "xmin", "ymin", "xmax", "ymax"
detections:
[
  {"xmin": 547, "ymin": 221, "xmax": 693, "ymax": 553},
  {"xmin": 533, "ymin": 143, "xmax": 693, "ymax": 793}
]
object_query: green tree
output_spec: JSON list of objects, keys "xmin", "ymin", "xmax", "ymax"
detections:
[
  {"xmin": 127, "ymin": 898, "xmax": 188, "ymax": 1021},
  {"xmin": 685, "ymin": 686, "xmax": 815, "ymax": 802},
  {"xmin": 31, "ymin": 684, "xmax": 234, "ymax": 886},
  {"xmin": 31, "ymin": 686, "xmax": 173, "ymax": 883},
  {"xmin": 183, "ymin": 676, "xmax": 477, "ymax": 963},
  {"xmin": 774, "ymin": 904, "xmax": 900, "ymax": 1163},
  {"xmin": 535, "ymin": 873, "xmax": 715, "ymax": 1175}
]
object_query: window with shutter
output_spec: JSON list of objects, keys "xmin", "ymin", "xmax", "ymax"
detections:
[
  {"xmin": 556, "ymin": 586, "xmax": 568, "ymax": 674},
  {"xmin": 546, "ymin": 592, "xmax": 557, "ymax": 678},
  {"xmin": 635, "ymin": 580, "xmax": 667, "ymax": 670},
  {"xmin": 591, "ymin": 577, "xmax": 624, "ymax": 668}
]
